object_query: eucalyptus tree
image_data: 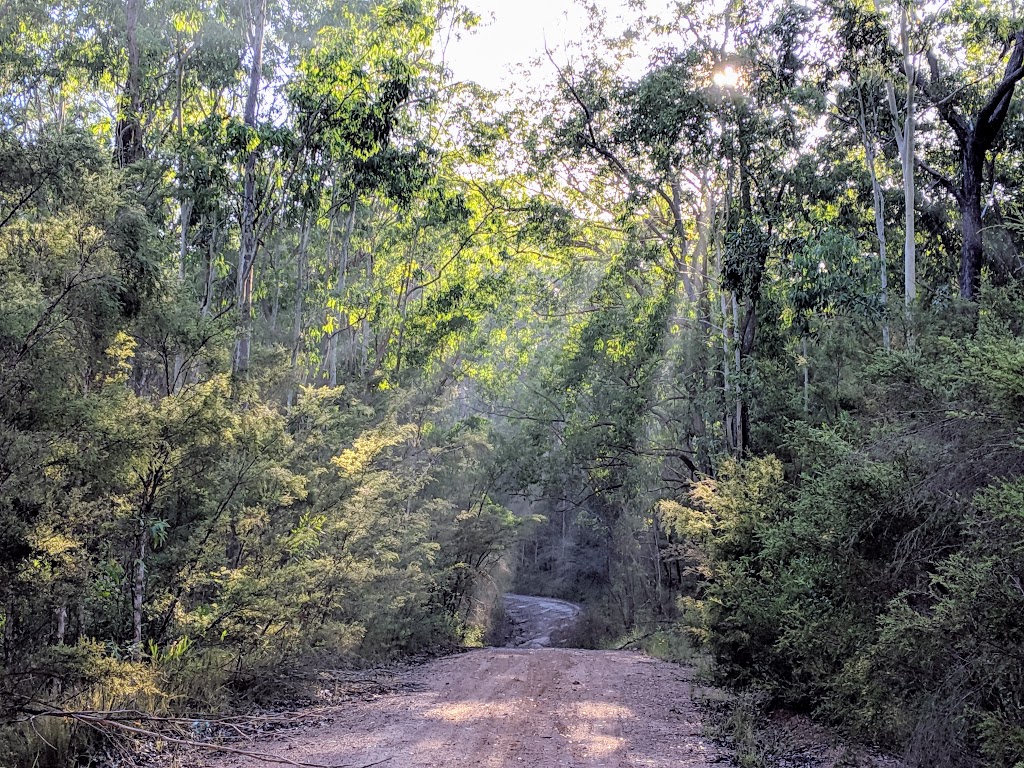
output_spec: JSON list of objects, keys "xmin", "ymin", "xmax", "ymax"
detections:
[
  {"xmin": 829, "ymin": 0, "xmax": 900, "ymax": 347},
  {"xmin": 284, "ymin": 3, "xmax": 470, "ymax": 388},
  {"xmin": 686, "ymin": 0, "xmax": 829, "ymax": 453},
  {"xmin": 915, "ymin": 18, "xmax": 1024, "ymax": 300},
  {"xmin": 232, "ymin": 0, "xmax": 266, "ymax": 375},
  {"xmin": 885, "ymin": 0, "xmax": 919, "ymax": 308}
]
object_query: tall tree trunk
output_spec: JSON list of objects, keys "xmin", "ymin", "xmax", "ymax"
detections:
[
  {"xmin": 732, "ymin": 294, "xmax": 742, "ymax": 456},
  {"xmin": 329, "ymin": 198, "xmax": 357, "ymax": 388},
  {"xmin": 960, "ymin": 150, "xmax": 986, "ymax": 299},
  {"xmin": 886, "ymin": 3, "xmax": 917, "ymax": 309},
  {"xmin": 900, "ymin": 70, "xmax": 916, "ymax": 307},
  {"xmin": 132, "ymin": 521, "xmax": 146, "ymax": 660},
  {"xmin": 360, "ymin": 250, "xmax": 373, "ymax": 378},
  {"xmin": 392, "ymin": 224, "xmax": 422, "ymax": 378},
  {"xmin": 170, "ymin": 46, "xmax": 191, "ymax": 392},
  {"xmin": 233, "ymin": 0, "xmax": 267, "ymax": 376},
  {"xmin": 286, "ymin": 220, "xmax": 310, "ymax": 407},
  {"xmin": 201, "ymin": 216, "xmax": 219, "ymax": 319},
  {"xmin": 884, "ymin": 86, "xmax": 917, "ymax": 307},
  {"xmin": 715, "ymin": 211, "xmax": 734, "ymax": 452},
  {"xmin": 289, "ymin": 213, "xmax": 311, "ymax": 392},
  {"xmin": 171, "ymin": 198, "xmax": 193, "ymax": 393},
  {"xmin": 116, "ymin": 0, "xmax": 144, "ymax": 166}
]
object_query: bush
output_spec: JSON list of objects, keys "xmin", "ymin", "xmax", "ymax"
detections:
[{"xmin": 678, "ymin": 291, "xmax": 1024, "ymax": 766}]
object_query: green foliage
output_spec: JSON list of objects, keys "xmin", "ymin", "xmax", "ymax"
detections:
[{"xmin": 674, "ymin": 291, "xmax": 1024, "ymax": 766}]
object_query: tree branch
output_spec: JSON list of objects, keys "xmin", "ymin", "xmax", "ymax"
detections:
[
  {"xmin": 22, "ymin": 707, "xmax": 392, "ymax": 768},
  {"xmin": 977, "ymin": 30, "xmax": 1024, "ymax": 145},
  {"xmin": 922, "ymin": 51, "xmax": 971, "ymax": 142},
  {"xmin": 916, "ymin": 156, "xmax": 961, "ymax": 202}
]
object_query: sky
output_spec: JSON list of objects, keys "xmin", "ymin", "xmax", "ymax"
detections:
[{"xmin": 442, "ymin": 0, "xmax": 641, "ymax": 92}]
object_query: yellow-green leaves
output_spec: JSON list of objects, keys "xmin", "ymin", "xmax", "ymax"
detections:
[
  {"xmin": 104, "ymin": 331, "xmax": 137, "ymax": 383},
  {"xmin": 332, "ymin": 421, "xmax": 416, "ymax": 476}
]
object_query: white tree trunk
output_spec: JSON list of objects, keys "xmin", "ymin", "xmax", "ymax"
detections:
[
  {"xmin": 55, "ymin": 604, "xmax": 67, "ymax": 645},
  {"xmin": 886, "ymin": 3, "xmax": 917, "ymax": 309},
  {"xmin": 132, "ymin": 522, "xmax": 146, "ymax": 660}
]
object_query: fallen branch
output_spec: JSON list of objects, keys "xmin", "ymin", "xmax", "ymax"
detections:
[{"xmin": 615, "ymin": 632, "xmax": 658, "ymax": 650}]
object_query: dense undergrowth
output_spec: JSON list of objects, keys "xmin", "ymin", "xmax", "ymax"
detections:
[
  {"xmin": 523, "ymin": 294, "xmax": 1024, "ymax": 767},
  {"xmin": 0, "ymin": 363, "xmax": 522, "ymax": 766},
  {"xmin": 684, "ymin": 295, "xmax": 1024, "ymax": 766},
  {"xmin": 0, "ymin": 4, "xmax": 533, "ymax": 763}
]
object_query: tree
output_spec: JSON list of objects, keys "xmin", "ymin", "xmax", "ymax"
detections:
[
  {"xmin": 919, "ymin": 27, "xmax": 1024, "ymax": 300},
  {"xmin": 116, "ymin": 0, "xmax": 145, "ymax": 166},
  {"xmin": 886, "ymin": 0, "xmax": 918, "ymax": 308}
]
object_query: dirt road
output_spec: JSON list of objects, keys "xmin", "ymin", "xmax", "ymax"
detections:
[
  {"xmin": 503, "ymin": 593, "xmax": 581, "ymax": 648},
  {"xmin": 202, "ymin": 597, "xmax": 726, "ymax": 768}
]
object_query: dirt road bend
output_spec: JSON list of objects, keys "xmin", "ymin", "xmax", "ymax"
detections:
[{"xmin": 202, "ymin": 599, "xmax": 726, "ymax": 768}]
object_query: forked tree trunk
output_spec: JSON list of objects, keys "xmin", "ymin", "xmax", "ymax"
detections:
[{"xmin": 921, "ymin": 31, "xmax": 1024, "ymax": 301}]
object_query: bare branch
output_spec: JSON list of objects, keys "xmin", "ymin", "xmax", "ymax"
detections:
[{"xmin": 921, "ymin": 51, "xmax": 971, "ymax": 143}]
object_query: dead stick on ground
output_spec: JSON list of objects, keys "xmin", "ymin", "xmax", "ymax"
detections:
[
  {"xmin": 23, "ymin": 707, "xmax": 336, "ymax": 725},
  {"xmin": 615, "ymin": 632, "xmax": 657, "ymax": 650}
]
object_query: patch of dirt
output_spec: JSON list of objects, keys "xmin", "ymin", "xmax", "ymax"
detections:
[{"xmin": 175, "ymin": 596, "xmax": 894, "ymax": 768}]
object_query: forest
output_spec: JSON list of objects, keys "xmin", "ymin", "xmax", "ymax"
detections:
[{"xmin": 1, "ymin": 0, "xmax": 1023, "ymax": 765}]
